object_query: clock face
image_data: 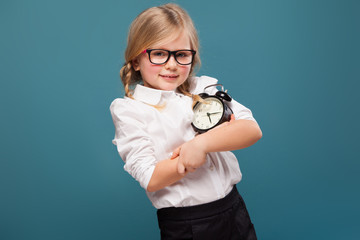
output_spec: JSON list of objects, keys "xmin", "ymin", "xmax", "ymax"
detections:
[{"xmin": 192, "ymin": 97, "xmax": 224, "ymax": 130}]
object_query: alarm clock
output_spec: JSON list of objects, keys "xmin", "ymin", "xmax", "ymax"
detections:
[{"xmin": 191, "ymin": 84, "xmax": 233, "ymax": 134}]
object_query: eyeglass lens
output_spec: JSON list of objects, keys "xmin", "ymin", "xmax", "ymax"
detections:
[{"xmin": 148, "ymin": 50, "xmax": 195, "ymax": 65}]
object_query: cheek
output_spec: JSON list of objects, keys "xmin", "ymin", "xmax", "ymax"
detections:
[
  {"xmin": 180, "ymin": 65, "xmax": 191, "ymax": 77},
  {"xmin": 140, "ymin": 63, "xmax": 160, "ymax": 78}
]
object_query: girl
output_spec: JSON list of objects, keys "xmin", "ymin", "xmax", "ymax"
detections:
[{"xmin": 110, "ymin": 3, "xmax": 262, "ymax": 240}]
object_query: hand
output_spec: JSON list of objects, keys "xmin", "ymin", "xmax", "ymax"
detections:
[
  {"xmin": 207, "ymin": 112, "xmax": 212, "ymax": 123},
  {"xmin": 208, "ymin": 114, "xmax": 235, "ymax": 132},
  {"xmin": 171, "ymin": 146, "xmax": 181, "ymax": 159},
  {"xmin": 208, "ymin": 111, "xmax": 222, "ymax": 116},
  {"xmin": 171, "ymin": 146, "xmax": 190, "ymax": 175},
  {"xmin": 171, "ymin": 145, "xmax": 197, "ymax": 174},
  {"xmin": 175, "ymin": 138, "xmax": 207, "ymax": 175}
]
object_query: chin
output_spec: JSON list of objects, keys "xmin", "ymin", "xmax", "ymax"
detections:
[{"xmin": 159, "ymin": 83, "xmax": 179, "ymax": 91}]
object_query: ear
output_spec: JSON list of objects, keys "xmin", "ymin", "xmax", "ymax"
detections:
[{"xmin": 132, "ymin": 57, "xmax": 140, "ymax": 71}]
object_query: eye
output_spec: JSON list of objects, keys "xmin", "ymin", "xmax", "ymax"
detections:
[
  {"xmin": 151, "ymin": 50, "xmax": 167, "ymax": 57},
  {"xmin": 176, "ymin": 51, "xmax": 191, "ymax": 58}
]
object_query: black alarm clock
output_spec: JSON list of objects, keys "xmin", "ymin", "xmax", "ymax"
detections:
[{"xmin": 191, "ymin": 84, "xmax": 233, "ymax": 134}]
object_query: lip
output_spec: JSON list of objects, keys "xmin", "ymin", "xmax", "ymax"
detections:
[{"xmin": 159, "ymin": 74, "xmax": 179, "ymax": 80}]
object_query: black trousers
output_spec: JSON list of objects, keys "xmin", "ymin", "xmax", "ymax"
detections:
[{"xmin": 157, "ymin": 186, "xmax": 257, "ymax": 240}]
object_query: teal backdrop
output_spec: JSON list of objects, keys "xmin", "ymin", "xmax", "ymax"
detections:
[{"xmin": 1, "ymin": 0, "xmax": 359, "ymax": 239}]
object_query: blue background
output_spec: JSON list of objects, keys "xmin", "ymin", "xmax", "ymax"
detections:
[{"xmin": 1, "ymin": 0, "xmax": 359, "ymax": 239}]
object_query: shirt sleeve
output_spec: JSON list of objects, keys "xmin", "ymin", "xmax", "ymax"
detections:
[
  {"xmin": 190, "ymin": 75, "xmax": 257, "ymax": 122},
  {"xmin": 110, "ymin": 98, "xmax": 156, "ymax": 190}
]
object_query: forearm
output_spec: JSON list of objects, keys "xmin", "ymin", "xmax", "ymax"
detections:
[
  {"xmin": 147, "ymin": 157, "xmax": 186, "ymax": 192},
  {"xmin": 193, "ymin": 119, "xmax": 262, "ymax": 153}
]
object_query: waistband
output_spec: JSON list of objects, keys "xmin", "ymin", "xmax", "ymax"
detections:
[{"xmin": 157, "ymin": 185, "xmax": 240, "ymax": 221}]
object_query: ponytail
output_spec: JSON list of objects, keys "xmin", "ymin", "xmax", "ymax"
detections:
[{"xmin": 120, "ymin": 62, "xmax": 141, "ymax": 98}]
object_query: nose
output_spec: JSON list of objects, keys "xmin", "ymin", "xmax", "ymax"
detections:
[{"xmin": 164, "ymin": 54, "xmax": 177, "ymax": 69}]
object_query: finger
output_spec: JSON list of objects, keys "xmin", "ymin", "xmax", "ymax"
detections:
[
  {"xmin": 186, "ymin": 167, "xmax": 196, "ymax": 173},
  {"xmin": 171, "ymin": 147, "xmax": 181, "ymax": 159},
  {"xmin": 177, "ymin": 162, "xmax": 186, "ymax": 175},
  {"xmin": 211, "ymin": 121, "xmax": 229, "ymax": 131},
  {"xmin": 230, "ymin": 114, "xmax": 235, "ymax": 122}
]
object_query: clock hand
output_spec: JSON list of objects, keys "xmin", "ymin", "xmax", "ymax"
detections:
[
  {"xmin": 208, "ymin": 112, "xmax": 222, "ymax": 115},
  {"xmin": 207, "ymin": 112, "xmax": 212, "ymax": 123}
]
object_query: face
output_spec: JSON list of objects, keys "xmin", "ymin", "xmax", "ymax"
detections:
[{"xmin": 132, "ymin": 32, "xmax": 192, "ymax": 91}]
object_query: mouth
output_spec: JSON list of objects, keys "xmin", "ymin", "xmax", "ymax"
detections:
[{"xmin": 159, "ymin": 74, "xmax": 179, "ymax": 79}]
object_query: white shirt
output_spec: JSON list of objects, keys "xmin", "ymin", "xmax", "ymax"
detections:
[{"xmin": 110, "ymin": 76, "xmax": 256, "ymax": 209}]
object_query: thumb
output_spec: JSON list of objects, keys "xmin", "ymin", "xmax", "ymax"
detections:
[
  {"xmin": 171, "ymin": 146, "xmax": 181, "ymax": 159},
  {"xmin": 177, "ymin": 161, "xmax": 186, "ymax": 175},
  {"xmin": 230, "ymin": 114, "xmax": 235, "ymax": 122}
]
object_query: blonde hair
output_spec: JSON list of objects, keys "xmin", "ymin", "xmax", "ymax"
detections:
[{"xmin": 120, "ymin": 3, "xmax": 201, "ymax": 99}]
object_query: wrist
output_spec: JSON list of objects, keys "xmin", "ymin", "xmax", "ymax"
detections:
[{"xmin": 192, "ymin": 133, "xmax": 209, "ymax": 154}]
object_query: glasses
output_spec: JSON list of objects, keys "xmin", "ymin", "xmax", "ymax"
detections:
[{"xmin": 143, "ymin": 49, "xmax": 196, "ymax": 65}]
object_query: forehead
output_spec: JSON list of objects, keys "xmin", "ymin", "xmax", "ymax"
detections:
[{"xmin": 151, "ymin": 30, "xmax": 191, "ymax": 50}]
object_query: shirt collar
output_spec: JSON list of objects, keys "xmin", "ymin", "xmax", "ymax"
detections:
[{"xmin": 132, "ymin": 84, "xmax": 176, "ymax": 105}]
